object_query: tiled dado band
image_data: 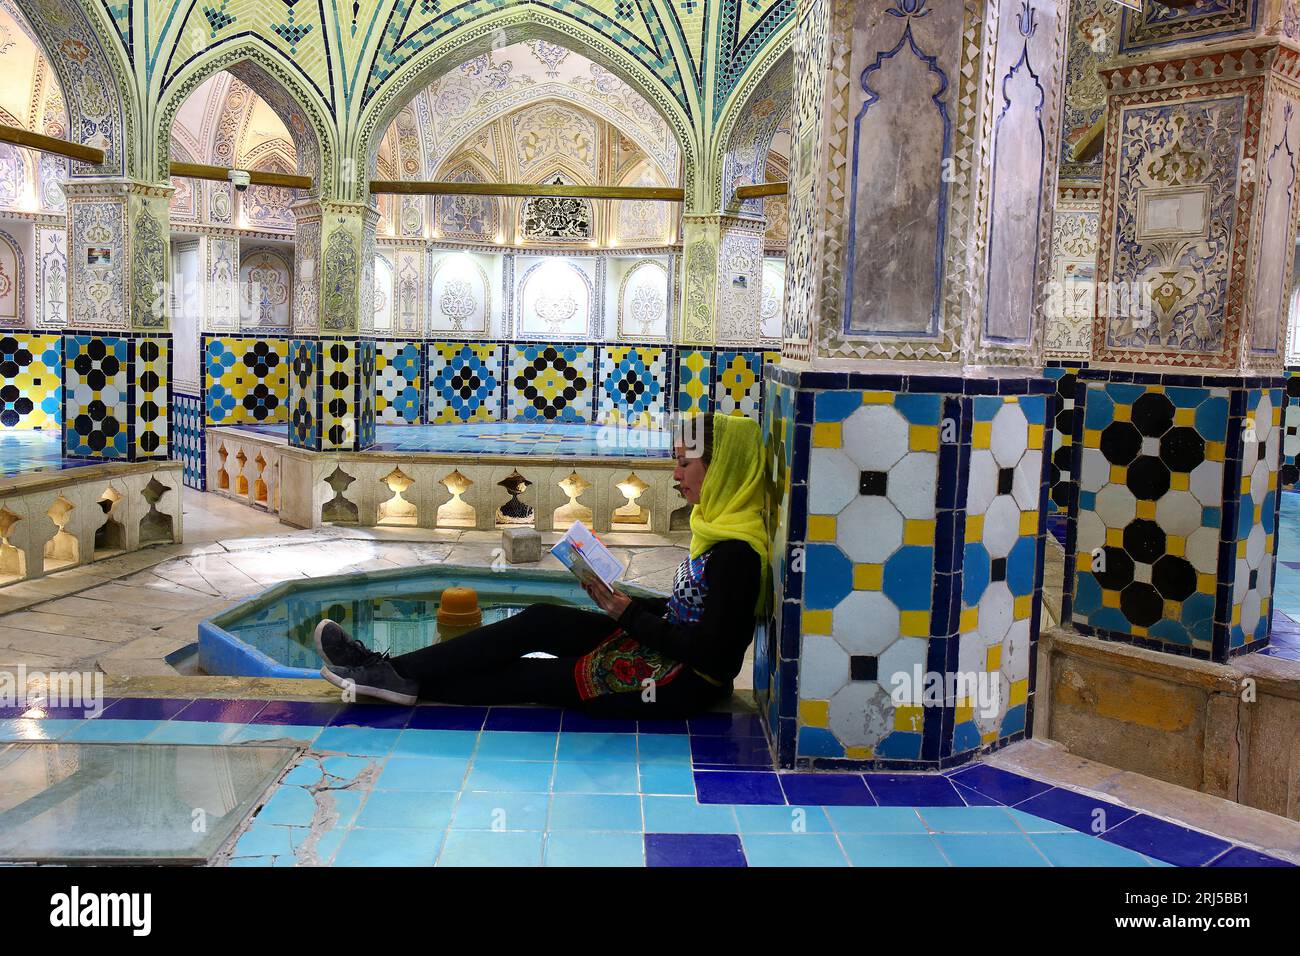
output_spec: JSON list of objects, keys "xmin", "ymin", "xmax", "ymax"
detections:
[
  {"xmin": 0, "ymin": 329, "xmax": 171, "ymax": 462},
  {"xmin": 286, "ymin": 337, "xmax": 378, "ymax": 453},
  {"xmin": 758, "ymin": 364, "xmax": 1056, "ymax": 772},
  {"xmin": 1045, "ymin": 362, "xmax": 1087, "ymax": 544},
  {"xmin": 1062, "ymin": 369, "xmax": 1285, "ymax": 663}
]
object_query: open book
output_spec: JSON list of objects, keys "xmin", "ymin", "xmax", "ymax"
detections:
[{"xmin": 551, "ymin": 521, "xmax": 625, "ymax": 588}]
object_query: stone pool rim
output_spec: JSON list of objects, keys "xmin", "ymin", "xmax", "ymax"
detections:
[{"xmin": 198, "ymin": 562, "xmax": 666, "ymax": 679}]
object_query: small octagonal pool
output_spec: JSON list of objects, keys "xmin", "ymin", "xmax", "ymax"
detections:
[{"xmin": 198, "ymin": 564, "xmax": 662, "ymax": 678}]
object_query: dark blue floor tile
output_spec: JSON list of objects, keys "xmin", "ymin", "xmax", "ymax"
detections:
[
  {"xmin": 1101, "ymin": 814, "xmax": 1233, "ymax": 866},
  {"xmin": 100, "ymin": 698, "xmax": 192, "ymax": 721},
  {"xmin": 484, "ymin": 706, "xmax": 563, "ymax": 732},
  {"xmin": 249, "ymin": 700, "xmax": 342, "ymax": 725},
  {"xmin": 694, "ymin": 771, "xmax": 786, "ymax": 805},
  {"xmin": 636, "ymin": 719, "xmax": 689, "ymax": 735},
  {"xmin": 946, "ymin": 765, "xmax": 1054, "ymax": 805},
  {"xmin": 1013, "ymin": 787, "xmax": 1136, "ymax": 834},
  {"xmin": 1207, "ymin": 846, "xmax": 1295, "ymax": 867},
  {"xmin": 174, "ymin": 699, "xmax": 267, "ymax": 723},
  {"xmin": 863, "ymin": 773, "xmax": 965, "ymax": 807},
  {"xmin": 645, "ymin": 833, "xmax": 747, "ymax": 867},
  {"xmin": 779, "ymin": 773, "xmax": 876, "ymax": 806},
  {"xmin": 328, "ymin": 704, "xmax": 414, "ymax": 729},
  {"xmin": 953, "ymin": 782, "xmax": 1001, "ymax": 807},
  {"xmin": 687, "ymin": 713, "xmax": 766, "ymax": 737},
  {"xmin": 689, "ymin": 735, "xmax": 772, "ymax": 768},
  {"xmin": 14, "ymin": 700, "xmax": 119, "ymax": 719},
  {"xmin": 406, "ymin": 705, "xmax": 488, "ymax": 731},
  {"xmin": 560, "ymin": 711, "xmax": 639, "ymax": 734}
]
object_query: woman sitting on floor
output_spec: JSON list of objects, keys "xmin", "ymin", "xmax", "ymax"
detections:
[{"xmin": 314, "ymin": 412, "xmax": 768, "ymax": 719}]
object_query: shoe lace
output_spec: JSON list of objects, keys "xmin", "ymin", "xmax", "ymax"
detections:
[{"xmin": 349, "ymin": 636, "xmax": 390, "ymax": 668}]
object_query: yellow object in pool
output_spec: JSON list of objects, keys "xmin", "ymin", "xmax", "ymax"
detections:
[{"xmin": 437, "ymin": 586, "xmax": 483, "ymax": 640}]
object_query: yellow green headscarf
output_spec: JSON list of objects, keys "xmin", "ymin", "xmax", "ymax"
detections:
[{"xmin": 689, "ymin": 415, "xmax": 770, "ymax": 612}]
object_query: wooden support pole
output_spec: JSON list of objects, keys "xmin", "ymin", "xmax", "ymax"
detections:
[
  {"xmin": 369, "ymin": 179, "xmax": 684, "ymax": 201},
  {"xmin": 170, "ymin": 161, "xmax": 314, "ymax": 190},
  {"xmin": 0, "ymin": 123, "xmax": 105, "ymax": 164},
  {"xmin": 734, "ymin": 181, "xmax": 788, "ymax": 200}
]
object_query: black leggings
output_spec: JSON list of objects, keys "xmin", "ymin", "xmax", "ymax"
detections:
[{"xmin": 388, "ymin": 603, "xmax": 728, "ymax": 718}]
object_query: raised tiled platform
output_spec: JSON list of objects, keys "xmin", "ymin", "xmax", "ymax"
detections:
[{"xmin": 0, "ymin": 697, "xmax": 1288, "ymax": 867}]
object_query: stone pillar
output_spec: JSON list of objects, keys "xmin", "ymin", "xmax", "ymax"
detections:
[
  {"xmin": 1062, "ymin": 24, "xmax": 1300, "ymax": 662},
  {"xmin": 61, "ymin": 179, "xmax": 172, "ymax": 460},
  {"xmin": 757, "ymin": 0, "xmax": 1069, "ymax": 770},
  {"xmin": 287, "ymin": 199, "xmax": 379, "ymax": 451}
]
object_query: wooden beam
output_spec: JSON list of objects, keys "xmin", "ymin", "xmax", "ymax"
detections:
[
  {"xmin": 735, "ymin": 181, "xmax": 788, "ymax": 200},
  {"xmin": 0, "ymin": 123, "xmax": 104, "ymax": 164},
  {"xmin": 1068, "ymin": 115, "xmax": 1106, "ymax": 164},
  {"xmin": 169, "ymin": 162, "xmax": 314, "ymax": 190},
  {"xmin": 369, "ymin": 179, "xmax": 685, "ymax": 201}
]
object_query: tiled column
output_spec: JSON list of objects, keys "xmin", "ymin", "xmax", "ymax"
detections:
[
  {"xmin": 287, "ymin": 199, "xmax": 379, "ymax": 451},
  {"xmin": 757, "ymin": 0, "xmax": 1069, "ymax": 769},
  {"xmin": 61, "ymin": 180, "xmax": 173, "ymax": 461},
  {"xmin": 1062, "ymin": 24, "xmax": 1300, "ymax": 662}
]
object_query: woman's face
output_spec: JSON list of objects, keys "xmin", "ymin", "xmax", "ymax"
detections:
[{"xmin": 673, "ymin": 443, "xmax": 708, "ymax": 505}]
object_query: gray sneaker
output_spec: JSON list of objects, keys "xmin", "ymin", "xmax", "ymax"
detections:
[
  {"xmin": 314, "ymin": 619, "xmax": 378, "ymax": 669},
  {"xmin": 321, "ymin": 661, "xmax": 419, "ymax": 706}
]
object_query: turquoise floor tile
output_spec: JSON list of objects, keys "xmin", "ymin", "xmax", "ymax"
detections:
[
  {"xmin": 642, "ymin": 796, "xmax": 739, "ymax": 834},
  {"xmin": 65, "ymin": 719, "xmax": 160, "ymax": 742},
  {"xmin": 333, "ymin": 827, "xmax": 444, "ymax": 866},
  {"xmin": 375, "ymin": 756, "xmax": 470, "ymax": 791},
  {"xmin": 466, "ymin": 759, "xmax": 554, "ymax": 793},
  {"xmin": 319, "ymin": 755, "xmax": 377, "ymax": 783},
  {"xmin": 638, "ymin": 763, "xmax": 697, "ymax": 795},
  {"xmin": 917, "ymin": 806, "xmax": 1026, "ymax": 833},
  {"xmin": 733, "ymin": 804, "xmax": 833, "ymax": 834},
  {"xmin": 146, "ymin": 721, "xmax": 242, "ymax": 744},
  {"xmin": 637, "ymin": 735, "xmax": 693, "ymax": 764},
  {"xmin": 741, "ymin": 834, "xmax": 849, "ymax": 867},
  {"xmin": 452, "ymin": 791, "xmax": 549, "ymax": 830},
  {"xmin": 557, "ymin": 733, "xmax": 638, "ymax": 762},
  {"xmin": 824, "ymin": 806, "xmax": 927, "ymax": 834},
  {"xmin": 549, "ymin": 794, "xmax": 643, "ymax": 831},
  {"xmin": 474, "ymin": 731, "xmax": 558, "ymax": 761},
  {"xmin": 438, "ymin": 830, "xmax": 544, "ymax": 866},
  {"xmin": 232, "ymin": 822, "xmax": 300, "ymax": 859},
  {"xmin": 325, "ymin": 789, "xmax": 366, "ymax": 829},
  {"xmin": 314, "ymin": 727, "xmax": 402, "ymax": 756},
  {"xmin": 552, "ymin": 760, "xmax": 641, "ymax": 794},
  {"xmin": 228, "ymin": 724, "xmax": 321, "ymax": 744},
  {"xmin": 357, "ymin": 790, "xmax": 458, "ymax": 830},
  {"xmin": 228, "ymin": 856, "xmax": 274, "ymax": 867},
  {"xmin": 934, "ymin": 833, "xmax": 1049, "ymax": 866},
  {"xmin": 282, "ymin": 761, "xmax": 325, "ymax": 787},
  {"xmin": 545, "ymin": 832, "xmax": 645, "ymax": 867},
  {"xmin": 1030, "ymin": 831, "xmax": 1157, "ymax": 867},
  {"xmin": 0, "ymin": 718, "xmax": 85, "ymax": 741},
  {"xmin": 303, "ymin": 827, "xmax": 349, "ymax": 867},
  {"xmin": 840, "ymin": 834, "xmax": 950, "ymax": 867},
  {"xmin": 391, "ymin": 729, "xmax": 479, "ymax": 758},
  {"xmin": 256, "ymin": 786, "xmax": 318, "ymax": 827},
  {"xmin": 1003, "ymin": 808, "xmax": 1079, "ymax": 834}
]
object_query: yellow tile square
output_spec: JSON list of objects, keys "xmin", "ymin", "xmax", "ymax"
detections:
[
  {"xmin": 862, "ymin": 391, "xmax": 893, "ymax": 405},
  {"xmin": 807, "ymin": 514, "xmax": 837, "ymax": 542},
  {"xmin": 1113, "ymin": 405, "xmax": 1131, "ymax": 422},
  {"xmin": 844, "ymin": 746, "xmax": 874, "ymax": 759},
  {"xmin": 910, "ymin": 425, "xmax": 939, "ymax": 452},
  {"xmin": 802, "ymin": 609, "xmax": 833, "ymax": 635},
  {"xmin": 1013, "ymin": 594, "xmax": 1033, "ymax": 619},
  {"xmin": 812, "ymin": 422, "xmax": 841, "ymax": 448},
  {"xmin": 1170, "ymin": 472, "xmax": 1189, "ymax": 492},
  {"xmin": 853, "ymin": 564, "xmax": 883, "ymax": 590},
  {"xmin": 972, "ymin": 421, "xmax": 992, "ymax": 449},
  {"xmin": 904, "ymin": 519, "xmax": 935, "ymax": 545},
  {"xmin": 1083, "ymin": 428, "xmax": 1101, "ymax": 449},
  {"xmin": 1027, "ymin": 424, "xmax": 1044, "ymax": 450},
  {"xmin": 985, "ymin": 645, "xmax": 1002, "ymax": 671},
  {"xmin": 1231, "ymin": 603, "xmax": 1241, "ymax": 625},
  {"xmin": 960, "ymin": 607, "xmax": 979, "ymax": 633},
  {"xmin": 798, "ymin": 699, "xmax": 829, "ymax": 728},
  {"xmin": 1167, "ymin": 535, "xmax": 1185, "ymax": 557},
  {"xmin": 1008, "ymin": 679, "xmax": 1029, "ymax": 706},
  {"xmin": 981, "ymin": 730, "xmax": 998, "ymax": 744},
  {"xmin": 1131, "ymin": 625, "xmax": 1147, "ymax": 637},
  {"xmin": 900, "ymin": 610, "xmax": 930, "ymax": 636},
  {"xmin": 1019, "ymin": 511, "xmax": 1038, "ymax": 536},
  {"xmin": 1174, "ymin": 407, "xmax": 1195, "ymax": 426},
  {"xmin": 893, "ymin": 706, "xmax": 924, "ymax": 732},
  {"xmin": 1135, "ymin": 500, "xmax": 1156, "ymax": 520},
  {"xmin": 1207, "ymin": 441, "xmax": 1225, "ymax": 462},
  {"xmin": 1164, "ymin": 599, "xmax": 1182, "ymax": 618},
  {"xmin": 1102, "ymin": 589, "xmax": 1121, "ymax": 608},
  {"xmin": 966, "ymin": 513, "xmax": 985, "ymax": 542},
  {"xmin": 1110, "ymin": 465, "xmax": 1127, "ymax": 484},
  {"xmin": 1106, "ymin": 527, "xmax": 1124, "ymax": 547},
  {"xmin": 954, "ymin": 704, "xmax": 974, "ymax": 724},
  {"xmin": 1237, "ymin": 539, "xmax": 1247, "ymax": 559},
  {"xmin": 1197, "ymin": 572, "xmax": 1216, "ymax": 594}
]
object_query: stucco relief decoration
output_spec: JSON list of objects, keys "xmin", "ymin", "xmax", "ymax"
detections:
[
  {"xmin": 618, "ymin": 260, "xmax": 669, "ymax": 339},
  {"xmin": 374, "ymin": 253, "xmax": 394, "ymax": 332},
  {"xmin": 0, "ymin": 144, "xmax": 23, "ymax": 207},
  {"xmin": 685, "ymin": 237, "xmax": 717, "ymax": 343},
  {"xmin": 240, "ymin": 249, "xmax": 292, "ymax": 329},
  {"xmin": 760, "ymin": 259, "xmax": 786, "ymax": 340},
  {"xmin": 131, "ymin": 203, "xmax": 167, "ymax": 329},
  {"xmin": 515, "ymin": 105, "xmax": 597, "ymax": 179},
  {"xmin": 430, "ymin": 253, "xmax": 488, "ymax": 334},
  {"xmin": 72, "ymin": 199, "xmax": 124, "ymax": 328},
  {"xmin": 0, "ymin": 230, "xmax": 18, "ymax": 321},
  {"xmin": 322, "ymin": 228, "xmax": 359, "ymax": 332},
  {"xmin": 439, "ymin": 279, "xmax": 476, "ymax": 331},
  {"xmin": 36, "ymin": 228, "xmax": 66, "ymax": 327},
  {"xmin": 1044, "ymin": 206, "xmax": 1098, "ymax": 357},
  {"xmin": 1248, "ymin": 99, "xmax": 1299, "ymax": 357},
  {"xmin": 520, "ymin": 260, "xmax": 590, "ymax": 337},
  {"xmin": 1105, "ymin": 98, "xmax": 1244, "ymax": 357}
]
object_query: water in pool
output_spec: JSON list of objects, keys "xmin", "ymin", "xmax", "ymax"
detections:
[{"xmin": 215, "ymin": 568, "xmax": 599, "ymax": 672}]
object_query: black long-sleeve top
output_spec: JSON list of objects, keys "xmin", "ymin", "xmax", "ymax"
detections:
[{"xmin": 614, "ymin": 539, "xmax": 760, "ymax": 685}]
